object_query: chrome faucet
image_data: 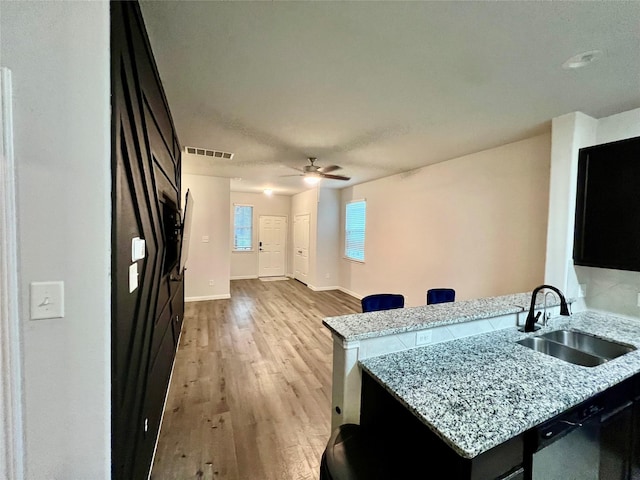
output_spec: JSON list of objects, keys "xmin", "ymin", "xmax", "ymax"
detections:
[{"xmin": 522, "ymin": 285, "xmax": 570, "ymax": 332}]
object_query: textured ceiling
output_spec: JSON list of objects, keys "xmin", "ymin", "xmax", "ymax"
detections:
[{"xmin": 140, "ymin": 1, "xmax": 640, "ymax": 195}]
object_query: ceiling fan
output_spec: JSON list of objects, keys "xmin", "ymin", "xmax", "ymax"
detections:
[{"xmin": 287, "ymin": 157, "xmax": 351, "ymax": 183}]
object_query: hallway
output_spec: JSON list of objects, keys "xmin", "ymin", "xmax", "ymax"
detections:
[{"xmin": 151, "ymin": 279, "xmax": 360, "ymax": 480}]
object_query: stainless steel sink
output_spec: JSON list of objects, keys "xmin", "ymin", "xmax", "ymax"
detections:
[
  {"xmin": 517, "ymin": 329, "xmax": 636, "ymax": 367},
  {"xmin": 517, "ymin": 337, "xmax": 606, "ymax": 367},
  {"xmin": 540, "ymin": 329, "xmax": 636, "ymax": 360}
]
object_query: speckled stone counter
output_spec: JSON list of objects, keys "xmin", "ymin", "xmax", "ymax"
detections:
[
  {"xmin": 360, "ymin": 311, "xmax": 640, "ymax": 459},
  {"xmin": 325, "ymin": 291, "xmax": 575, "ymax": 430},
  {"xmin": 324, "ymin": 291, "xmax": 568, "ymax": 342}
]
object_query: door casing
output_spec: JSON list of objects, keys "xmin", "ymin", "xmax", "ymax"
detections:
[{"xmin": 0, "ymin": 66, "xmax": 25, "ymax": 480}]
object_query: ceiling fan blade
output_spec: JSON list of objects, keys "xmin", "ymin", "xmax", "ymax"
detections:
[
  {"xmin": 317, "ymin": 165, "xmax": 341, "ymax": 174},
  {"xmin": 320, "ymin": 173, "xmax": 351, "ymax": 181},
  {"xmin": 279, "ymin": 174, "xmax": 304, "ymax": 178}
]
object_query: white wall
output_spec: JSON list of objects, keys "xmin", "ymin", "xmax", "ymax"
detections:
[
  {"xmin": 547, "ymin": 108, "xmax": 640, "ymax": 317},
  {"xmin": 230, "ymin": 192, "xmax": 291, "ymax": 278},
  {"xmin": 315, "ymin": 188, "xmax": 341, "ymax": 290},
  {"xmin": 183, "ymin": 174, "xmax": 231, "ymax": 301},
  {"xmin": 340, "ymin": 134, "xmax": 552, "ymax": 307},
  {"xmin": 597, "ymin": 109, "xmax": 640, "ymax": 144},
  {"xmin": 545, "ymin": 112, "xmax": 598, "ymax": 299},
  {"xmin": 1, "ymin": 2, "xmax": 111, "ymax": 478}
]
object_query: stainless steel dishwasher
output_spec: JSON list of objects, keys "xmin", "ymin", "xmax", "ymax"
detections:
[{"xmin": 529, "ymin": 391, "xmax": 633, "ymax": 480}]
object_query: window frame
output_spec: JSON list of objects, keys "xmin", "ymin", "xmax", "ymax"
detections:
[
  {"xmin": 233, "ymin": 204, "xmax": 254, "ymax": 252},
  {"xmin": 344, "ymin": 199, "xmax": 366, "ymax": 263}
]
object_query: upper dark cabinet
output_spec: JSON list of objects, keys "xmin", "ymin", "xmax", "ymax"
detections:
[{"xmin": 573, "ymin": 136, "xmax": 640, "ymax": 272}]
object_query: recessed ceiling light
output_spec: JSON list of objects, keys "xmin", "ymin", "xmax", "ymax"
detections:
[
  {"xmin": 562, "ymin": 50, "xmax": 602, "ymax": 69},
  {"xmin": 263, "ymin": 188, "xmax": 273, "ymax": 196}
]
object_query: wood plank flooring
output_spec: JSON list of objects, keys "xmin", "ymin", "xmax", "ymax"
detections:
[{"xmin": 150, "ymin": 279, "xmax": 361, "ymax": 480}]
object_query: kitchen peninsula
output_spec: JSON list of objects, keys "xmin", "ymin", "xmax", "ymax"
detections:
[
  {"xmin": 324, "ymin": 296, "xmax": 640, "ymax": 479},
  {"xmin": 323, "ymin": 292, "xmax": 569, "ymax": 429}
]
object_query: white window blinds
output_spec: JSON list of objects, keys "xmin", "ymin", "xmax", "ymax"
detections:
[
  {"xmin": 345, "ymin": 200, "xmax": 366, "ymax": 262},
  {"xmin": 233, "ymin": 205, "xmax": 253, "ymax": 251}
]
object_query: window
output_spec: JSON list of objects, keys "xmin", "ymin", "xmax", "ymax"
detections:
[
  {"xmin": 345, "ymin": 200, "xmax": 366, "ymax": 262},
  {"xmin": 233, "ymin": 205, "xmax": 253, "ymax": 251}
]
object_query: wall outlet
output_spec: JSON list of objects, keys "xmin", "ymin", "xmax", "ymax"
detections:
[
  {"xmin": 209, "ymin": 280, "xmax": 215, "ymax": 286},
  {"xmin": 325, "ymin": 273, "xmax": 330, "ymax": 279},
  {"xmin": 416, "ymin": 330, "xmax": 433, "ymax": 346},
  {"xmin": 202, "ymin": 235, "xmax": 210, "ymax": 243}
]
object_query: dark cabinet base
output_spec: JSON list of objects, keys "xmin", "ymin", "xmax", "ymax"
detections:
[
  {"xmin": 359, "ymin": 372, "xmax": 524, "ymax": 480},
  {"xmin": 360, "ymin": 371, "xmax": 640, "ymax": 480}
]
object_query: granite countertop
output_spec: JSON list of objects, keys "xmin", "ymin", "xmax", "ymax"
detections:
[
  {"xmin": 323, "ymin": 291, "xmax": 570, "ymax": 342},
  {"xmin": 359, "ymin": 311, "xmax": 640, "ymax": 459}
]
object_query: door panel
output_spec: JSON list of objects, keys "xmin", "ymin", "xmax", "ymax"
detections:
[
  {"xmin": 294, "ymin": 214, "xmax": 310, "ymax": 284},
  {"xmin": 259, "ymin": 216, "xmax": 286, "ymax": 277}
]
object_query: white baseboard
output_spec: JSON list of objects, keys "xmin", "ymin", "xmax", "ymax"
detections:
[
  {"xmin": 308, "ymin": 284, "xmax": 340, "ymax": 292},
  {"xmin": 230, "ymin": 275, "xmax": 258, "ymax": 280},
  {"xmin": 337, "ymin": 286, "xmax": 363, "ymax": 300},
  {"xmin": 185, "ymin": 294, "xmax": 231, "ymax": 302},
  {"xmin": 307, "ymin": 284, "xmax": 363, "ymax": 300}
]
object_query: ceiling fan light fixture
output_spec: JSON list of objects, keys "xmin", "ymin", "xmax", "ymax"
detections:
[
  {"xmin": 291, "ymin": 158, "xmax": 349, "ymax": 183},
  {"xmin": 304, "ymin": 175, "xmax": 321, "ymax": 185},
  {"xmin": 263, "ymin": 188, "xmax": 273, "ymax": 196}
]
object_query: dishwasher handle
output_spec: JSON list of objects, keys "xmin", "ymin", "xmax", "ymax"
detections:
[{"xmin": 535, "ymin": 401, "xmax": 603, "ymax": 450}]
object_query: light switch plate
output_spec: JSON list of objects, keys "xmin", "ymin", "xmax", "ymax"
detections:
[{"xmin": 30, "ymin": 281, "xmax": 64, "ymax": 320}]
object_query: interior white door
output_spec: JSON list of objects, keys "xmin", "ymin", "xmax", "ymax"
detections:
[
  {"xmin": 258, "ymin": 216, "xmax": 286, "ymax": 277},
  {"xmin": 294, "ymin": 213, "xmax": 310, "ymax": 284}
]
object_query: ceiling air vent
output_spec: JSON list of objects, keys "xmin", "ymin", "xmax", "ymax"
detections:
[{"xmin": 185, "ymin": 146, "xmax": 234, "ymax": 160}]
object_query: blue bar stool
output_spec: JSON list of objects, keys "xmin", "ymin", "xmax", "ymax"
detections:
[
  {"xmin": 426, "ymin": 288, "xmax": 455, "ymax": 305},
  {"xmin": 361, "ymin": 294, "xmax": 404, "ymax": 313}
]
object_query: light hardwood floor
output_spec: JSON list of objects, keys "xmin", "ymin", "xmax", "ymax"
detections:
[{"xmin": 151, "ymin": 279, "xmax": 360, "ymax": 480}]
